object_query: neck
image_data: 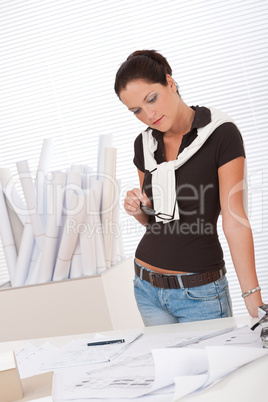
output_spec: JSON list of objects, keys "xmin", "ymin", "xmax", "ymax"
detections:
[{"xmin": 165, "ymin": 103, "xmax": 195, "ymax": 138}]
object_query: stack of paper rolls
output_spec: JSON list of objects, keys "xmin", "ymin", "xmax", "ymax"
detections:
[{"xmin": 0, "ymin": 135, "xmax": 124, "ymax": 287}]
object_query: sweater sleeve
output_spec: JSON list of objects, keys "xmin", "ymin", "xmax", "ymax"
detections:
[
  {"xmin": 133, "ymin": 133, "xmax": 145, "ymax": 172},
  {"xmin": 215, "ymin": 122, "xmax": 246, "ymax": 168}
]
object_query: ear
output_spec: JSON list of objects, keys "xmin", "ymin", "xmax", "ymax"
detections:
[{"xmin": 166, "ymin": 74, "xmax": 177, "ymax": 93}]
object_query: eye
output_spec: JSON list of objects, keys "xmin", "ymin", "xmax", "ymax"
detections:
[
  {"xmin": 133, "ymin": 108, "xmax": 141, "ymax": 115},
  {"xmin": 148, "ymin": 94, "xmax": 157, "ymax": 103}
]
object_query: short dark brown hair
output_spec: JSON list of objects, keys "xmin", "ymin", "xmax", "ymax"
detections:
[{"xmin": 114, "ymin": 50, "xmax": 173, "ymax": 98}]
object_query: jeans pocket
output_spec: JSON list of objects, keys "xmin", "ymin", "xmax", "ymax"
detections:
[
  {"xmin": 185, "ymin": 288, "xmax": 219, "ymax": 301},
  {"xmin": 185, "ymin": 276, "xmax": 232, "ymax": 318},
  {"xmin": 185, "ymin": 281, "xmax": 219, "ymax": 301},
  {"xmin": 133, "ymin": 274, "xmax": 141, "ymax": 287}
]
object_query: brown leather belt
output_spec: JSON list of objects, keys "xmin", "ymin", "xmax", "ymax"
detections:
[{"xmin": 134, "ymin": 261, "xmax": 226, "ymax": 289}]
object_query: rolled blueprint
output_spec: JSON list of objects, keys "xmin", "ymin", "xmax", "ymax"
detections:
[
  {"xmin": 53, "ymin": 192, "xmax": 86, "ymax": 281},
  {"xmin": 90, "ymin": 187, "xmax": 106, "ymax": 274},
  {"xmin": 101, "ymin": 147, "xmax": 117, "ymax": 268},
  {"xmin": 35, "ymin": 138, "xmax": 54, "ymax": 180},
  {"xmin": 0, "ymin": 182, "xmax": 17, "ymax": 285},
  {"xmin": 90, "ymin": 177, "xmax": 102, "ymax": 213},
  {"xmin": 70, "ymin": 165, "xmax": 84, "ymax": 175},
  {"xmin": 80, "ymin": 190, "xmax": 97, "ymax": 277},
  {"xmin": 16, "ymin": 160, "xmax": 45, "ymax": 250},
  {"xmin": 35, "ymin": 138, "xmax": 54, "ymax": 221},
  {"xmin": 97, "ymin": 134, "xmax": 113, "ymax": 180},
  {"xmin": 35, "ymin": 171, "xmax": 67, "ymax": 284},
  {"xmin": 12, "ymin": 218, "xmax": 35, "ymax": 287},
  {"xmin": 65, "ymin": 171, "xmax": 82, "ymax": 211},
  {"xmin": 0, "ymin": 168, "xmax": 24, "ymax": 252},
  {"xmin": 69, "ymin": 239, "xmax": 83, "ymax": 279},
  {"xmin": 3, "ymin": 177, "xmax": 28, "ymax": 225},
  {"xmin": 110, "ymin": 179, "xmax": 124, "ymax": 266},
  {"xmin": 79, "ymin": 175, "xmax": 106, "ymax": 274},
  {"xmin": 82, "ymin": 169, "xmax": 94, "ymax": 191},
  {"xmin": 24, "ymin": 242, "xmax": 39, "ymax": 285},
  {"xmin": 60, "ymin": 170, "xmax": 82, "ymax": 240}
]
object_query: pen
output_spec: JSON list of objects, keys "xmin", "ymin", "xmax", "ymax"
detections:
[{"xmin": 87, "ymin": 339, "xmax": 125, "ymax": 346}]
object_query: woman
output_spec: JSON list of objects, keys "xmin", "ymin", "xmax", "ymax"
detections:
[{"xmin": 114, "ymin": 49, "xmax": 263, "ymax": 326}]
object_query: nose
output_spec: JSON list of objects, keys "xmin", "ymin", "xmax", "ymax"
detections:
[{"xmin": 144, "ymin": 105, "xmax": 156, "ymax": 121}]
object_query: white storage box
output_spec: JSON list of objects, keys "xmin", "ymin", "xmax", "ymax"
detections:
[{"xmin": 0, "ymin": 258, "xmax": 143, "ymax": 342}]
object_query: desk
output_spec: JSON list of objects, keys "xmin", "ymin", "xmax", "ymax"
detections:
[{"xmin": 0, "ymin": 315, "xmax": 267, "ymax": 402}]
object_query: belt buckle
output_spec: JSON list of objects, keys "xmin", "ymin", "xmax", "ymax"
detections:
[{"xmin": 149, "ymin": 272, "xmax": 162, "ymax": 287}]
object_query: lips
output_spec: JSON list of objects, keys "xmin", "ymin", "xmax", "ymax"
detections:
[{"xmin": 153, "ymin": 116, "xmax": 164, "ymax": 125}]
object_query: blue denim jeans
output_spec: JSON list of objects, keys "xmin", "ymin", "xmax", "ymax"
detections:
[{"xmin": 134, "ymin": 260, "xmax": 233, "ymax": 326}]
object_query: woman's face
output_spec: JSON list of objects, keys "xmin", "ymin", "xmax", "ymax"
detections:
[{"xmin": 119, "ymin": 76, "xmax": 180, "ymax": 132}]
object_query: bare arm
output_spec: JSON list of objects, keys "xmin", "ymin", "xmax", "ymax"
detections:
[
  {"xmin": 218, "ymin": 156, "xmax": 263, "ymax": 317},
  {"xmin": 124, "ymin": 169, "xmax": 151, "ymax": 226}
]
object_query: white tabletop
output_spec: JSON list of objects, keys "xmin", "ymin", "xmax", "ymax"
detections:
[{"xmin": 1, "ymin": 315, "xmax": 267, "ymax": 402}]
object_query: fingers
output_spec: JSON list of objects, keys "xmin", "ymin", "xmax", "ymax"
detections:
[
  {"xmin": 124, "ymin": 188, "xmax": 145, "ymax": 216},
  {"xmin": 124, "ymin": 188, "xmax": 152, "ymax": 216},
  {"xmin": 141, "ymin": 190, "xmax": 151, "ymax": 207}
]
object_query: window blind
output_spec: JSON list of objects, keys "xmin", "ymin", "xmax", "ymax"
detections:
[{"xmin": 0, "ymin": 0, "xmax": 267, "ymax": 314}]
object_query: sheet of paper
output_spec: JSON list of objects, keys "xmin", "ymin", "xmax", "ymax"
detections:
[
  {"xmin": 16, "ymin": 342, "xmax": 38, "ymax": 364},
  {"xmin": 173, "ymin": 374, "xmax": 208, "ymax": 401},
  {"xmin": 204, "ymin": 345, "xmax": 268, "ymax": 386},
  {"xmin": 52, "ymin": 333, "xmax": 210, "ymax": 400},
  {"xmin": 43, "ymin": 340, "xmax": 116, "ymax": 369},
  {"xmin": 52, "ymin": 353, "xmax": 155, "ymax": 400},
  {"xmin": 172, "ymin": 346, "xmax": 268, "ymax": 401},
  {"xmin": 17, "ymin": 342, "xmax": 59, "ymax": 379},
  {"xmin": 153, "ymin": 348, "xmax": 208, "ymax": 393},
  {"xmin": 52, "ymin": 326, "xmax": 267, "ymax": 401},
  {"xmin": 42, "ymin": 333, "xmax": 143, "ymax": 370},
  {"xmin": 195, "ymin": 325, "xmax": 262, "ymax": 347},
  {"xmin": 54, "ymin": 391, "xmax": 174, "ymax": 402},
  {"xmin": 172, "ymin": 326, "xmax": 267, "ymax": 400},
  {"xmin": 52, "ymin": 346, "xmax": 207, "ymax": 400},
  {"xmin": 121, "ymin": 329, "xmax": 219, "ymax": 358}
]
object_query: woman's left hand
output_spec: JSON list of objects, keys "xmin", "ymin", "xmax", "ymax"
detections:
[{"xmin": 243, "ymin": 291, "xmax": 264, "ymax": 317}]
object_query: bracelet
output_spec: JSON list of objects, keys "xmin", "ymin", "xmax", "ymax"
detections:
[{"xmin": 242, "ymin": 286, "xmax": 261, "ymax": 298}]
